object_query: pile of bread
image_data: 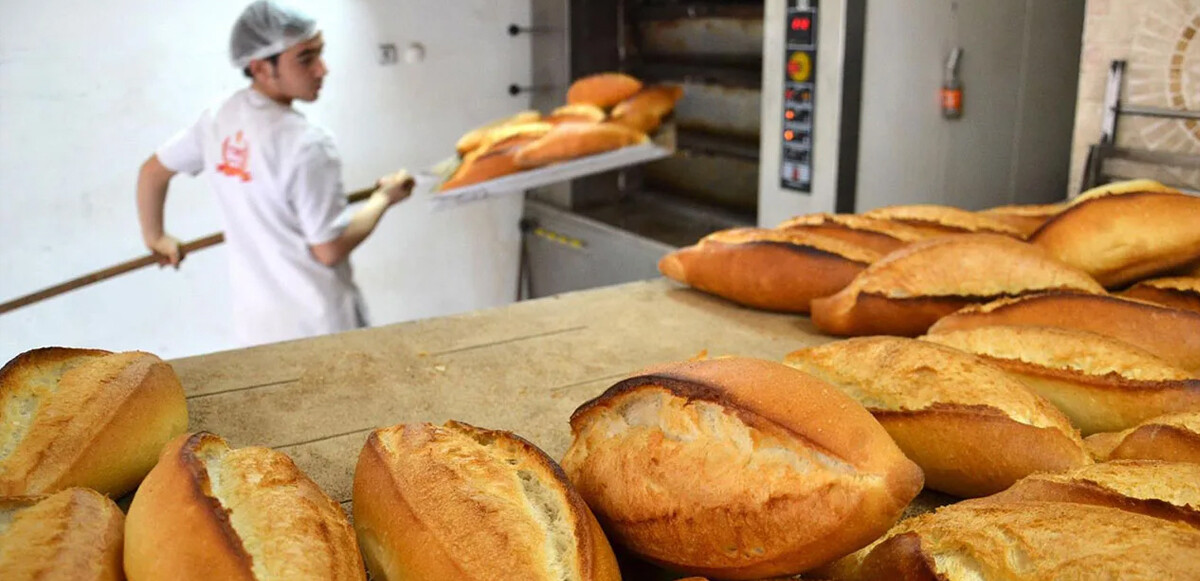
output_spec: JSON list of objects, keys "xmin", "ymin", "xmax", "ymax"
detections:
[
  {"xmin": 6, "ymin": 348, "xmax": 1200, "ymax": 577},
  {"xmin": 660, "ymin": 178, "xmax": 1200, "ymax": 335},
  {"xmin": 440, "ymin": 72, "xmax": 682, "ymax": 192}
]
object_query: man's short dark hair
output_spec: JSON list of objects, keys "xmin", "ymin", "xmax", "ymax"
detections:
[{"xmin": 242, "ymin": 53, "xmax": 281, "ymax": 79}]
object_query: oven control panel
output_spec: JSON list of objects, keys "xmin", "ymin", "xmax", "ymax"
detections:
[{"xmin": 780, "ymin": 0, "xmax": 818, "ymax": 193}]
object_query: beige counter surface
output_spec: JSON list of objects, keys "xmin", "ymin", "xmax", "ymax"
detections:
[{"xmin": 170, "ymin": 279, "xmax": 835, "ymax": 512}]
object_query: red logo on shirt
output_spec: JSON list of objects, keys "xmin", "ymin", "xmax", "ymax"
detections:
[{"xmin": 217, "ymin": 131, "xmax": 253, "ymax": 182}]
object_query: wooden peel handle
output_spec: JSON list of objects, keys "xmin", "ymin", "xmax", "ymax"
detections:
[{"xmin": 0, "ymin": 186, "xmax": 379, "ymax": 316}]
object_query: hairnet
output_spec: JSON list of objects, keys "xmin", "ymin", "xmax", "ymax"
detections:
[{"xmin": 229, "ymin": 1, "xmax": 318, "ymax": 69}]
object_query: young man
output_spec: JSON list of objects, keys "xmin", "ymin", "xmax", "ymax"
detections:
[{"xmin": 136, "ymin": 1, "xmax": 413, "ymax": 346}]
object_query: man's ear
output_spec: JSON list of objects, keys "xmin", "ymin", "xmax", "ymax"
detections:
[{"xmin": 248, "ymin": 59, "xmax": 277, "ymax": 81}]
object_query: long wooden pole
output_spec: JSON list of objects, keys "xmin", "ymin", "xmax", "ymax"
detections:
[{"xmin": 0, "ymin": 187, "xmax": 378, "ymax": 316}]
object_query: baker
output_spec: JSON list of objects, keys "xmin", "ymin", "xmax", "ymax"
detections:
[{"xmin": 135, "ymin": 0, "xmax": 413, "ymax": 346}]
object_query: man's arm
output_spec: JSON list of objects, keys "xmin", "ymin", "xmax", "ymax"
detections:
[
  {"xmin": 137, "ymin": 155, "xmax": 185, "ymax": 267},
  {"xmin": 309, "ymin": 171, "xmax": 414, "ymax": 267}
]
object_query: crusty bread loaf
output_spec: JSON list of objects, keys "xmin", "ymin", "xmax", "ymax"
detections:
[
  {"xmin": 440, "ymin": 137, "xmax": 538, "ymax": 192},
  {"xmin": 610, "ymin": 85, "xmax": 684, "ymax": 133},
  {"xmin": 977, "ymin": 202, "xmax": 1067, "ymax": 237},
  {"xmin": 922, "ymin": 325, "xmax": 1200, "ymax": 435},
  {"xmin": 561, "ymin": 358, "xmax": 924, "ymax": 580},
  {"xmin": 124, "ymin": 432, "xmax": 364, "ymax": 581},
  {"xmin": 970, "ymin": 460, "xmax": 1200, "ymax": 528},
  {"xmin": 352, "ymin": 421, "xmax": 619, "ymax": 581},
  {"xmin": 823, "ymin": 500, "xmax": 1200, "ymax": 581},
  {"xmin": 659, "ymin": 228, "xmax": 881, "ymax": 313},
  {"xmin": 1121, "ymin": 276, "xmax": 1200, "ymax": 314},
  {"xmin": 1031, "ymin": 190, "xmax": 1200, "ymax": 287},
  {"xmin": 1086, "ymin": 412, "xmax": 1200, "ymax": 464},
  {"xmin": 810, "ymin": 234, "xmax": 1104, "ymax": 337},
  {"xmin": 776, "ymin": 213, "xmax": 931, "ymax": 254},
  {"xmin": 0, "ymin": 347, "xmax": 188, "ymax": 497},
  {"xmin": 928, "ymin": 291, "xmax": 1200, "ymax": 373},
  {"xmin": 566, "ymin": 73, "xmax": 643, "ymax": 108},
  {"xmin": 785, "ymin": 337, "xmax": 1089, "ymax": 497},
  {"xmin": 455, "ymin": 111, "xmax": 541, "ymax": 156},
  {"xmin": 863, "ymin": 204, "xmax": 1027, "ymax": 238},
  {"xmin": 0, "ymin": 488, "xmax": 125, "ymax": 581},
  {"xmin": 514, "ymin": 122, "xmax": 648, "ymax": 169},
  {"xmin": 548, "ymin": 104, "xmax": 607, "ymax": 125}
]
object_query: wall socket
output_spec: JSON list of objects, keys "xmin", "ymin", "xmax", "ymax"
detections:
[{"xmin": 378, "ymin": 43, "xmax": 398, "ymax": 65}]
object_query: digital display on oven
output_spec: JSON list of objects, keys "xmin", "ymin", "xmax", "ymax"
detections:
[{"xmin": 781, "ymin": 0, "xmax": 817, "ymax": 193}]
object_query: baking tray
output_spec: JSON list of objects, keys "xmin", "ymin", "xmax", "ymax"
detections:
[{"xmin": 424, "ymin": 124, "xmax": 677, "ymax": 211}]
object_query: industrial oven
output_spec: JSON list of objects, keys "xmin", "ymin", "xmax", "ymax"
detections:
[{"xmin": 518, "ymin": 0, "xmax": 1086, "ymax": 299}]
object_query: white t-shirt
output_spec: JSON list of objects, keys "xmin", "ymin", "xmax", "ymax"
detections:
[{"xmin": 157, "ymin": 88, "xmax": 366, "ymax": 346}]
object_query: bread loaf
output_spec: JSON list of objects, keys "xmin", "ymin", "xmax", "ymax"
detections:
[
  {"xmin": 0, "ymin": 488, "xmax": 124, "ymax": 581},
  {"xmin": 785, "ymin": 337, "xmax": 1089, "ymax": 497},
  {"xmin": 824, "ymin": 500, "xmax": 1200, "ymax": 581},
  {"xmin": 776, "ymin": 213, "xmax": 930, "ymax": 254},
  {"xmin": 0, "ymin": 347, "xmax": 188, "ymax": 497},
  {"xmin": 440, "ymin": 138, "xmax": 538, "ymax": 192},
  {"xmin": 928, "ymin": 290, "xmax": 1200, "ymax": 373},
  {"xmin": 124, "ymin": 432, "xmax": 364, "ymax": 581},
  {"xmin": 863, "ymin": 205, "xmax": 1026, "ymax": 238},
  {"xmin": 922, "ymin": 325, "xmax": 1200, "ymax": 435},
  {"xmin": 1121, "ymin": 276, "xmax": 1200, "ymax": 314},
  {"xmin": 352, "ymin": 421, "xmax": 619, "ymax": 581},
  {"xmin": 610, "ymin": 85, "xmax": 684, "ymax": 133},
  {"xmin": 455, "ymin": 111, "xmax": 541, "ymax": 156},
  {"xmin": 567, "ymin": 73, "xmax": 643, "ymax": 108},
  {"xmin": 659, "ymin": 228, "xmax": 881, "ymax": 313},
  {"xmin": 810, "ymin": 234, "xmax": 1104, "ymax": 337},
  {"xmin": 548, "ymin": 104, "xmax": 607, "ymax": 125},
  {"xmin": 561, "ymin": 358, "xmax": 924, "ymax": 580},
  {"xmin": 514, "ymin": 123, "xmax": 648, "ymax": 169},
  {"xmin": 970, "ymin": 460, "xmax": 1200, "ymax": 528},
  {"xmin": 1085, "ymin": 412, "xmax": 1200, "ymax": 464},
  {"xmin": 977, "ymin": 201, "xmax": 1067, "ymax": 237},
  {"xmin": 1031, "ymin": 190, "xmax": 1200, "ymax": 287}
]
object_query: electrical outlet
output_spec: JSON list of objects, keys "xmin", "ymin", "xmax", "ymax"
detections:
[{"xmin": 378, "ymin": 43, "xmax": 398, "ymax": 65}]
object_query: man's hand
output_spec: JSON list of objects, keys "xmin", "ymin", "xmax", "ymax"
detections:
[
  {"xmin": 377, "ymin": 170, "xmax": 415, "ymax": 206},
  {"xmin": 147, "ymin": 234, "xmax": 185, "ymax": 268}
]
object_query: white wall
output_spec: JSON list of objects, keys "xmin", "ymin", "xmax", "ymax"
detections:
[{"xmin": 0, "ymin": 0, "xmax": 532, "ymax": 360}]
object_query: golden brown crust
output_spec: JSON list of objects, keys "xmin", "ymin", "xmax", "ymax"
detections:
[
  {"xmin": 0, "ymin": 347, "xmax": 188, "ymax": 497},
  {"xmin": 810, "ymin": 234, "xmax": 1103, "ymax": 337},
  {"xmin": 0, "ymin": 488, "xmax": 125, "ymax": 581},
  {"xmin": 439, "ymin": 138, "xmax": 537, "ymax": 192},
  {"xmin": 352, "ymin": 421, "xmax": 619, "ymax": 581},
  {"xmin": 977, "ymin": 202, "xmax": 1067, "ymax": 237},
  {"xmin": 563, "ymin": 358, "xmax": 923, "ymax": 580},
  {"xmin": 1031, "ymin": 191, "xmax": 1200, "ymax": 287},
  {"xmin": 923, "ymin": 326, "xmax": 1200, "ymax": 435},
  {"xmin": 1071, "ymin": 178, "xmax": 1179, "ymax": 204},
  {"xmin": 660, "ymin": 228, "xmax": 880, "ymax": 313},
  {"xmin": 610, "ymin": 85, "xmax": 684, "ymax": 133},
  {"xmin": 1085, "ymin": 412, "xmax": 1200, "ymax": 463},
  {"xmin": 776, "ymin": 213, "xmax": 931, "ymax": 254},
  {"xmin": 785, "ymin": 337, "xmax": 1088, "ymax": 497},
  {"xmin": 1121, "ymin": 277, "xmax": 1200, "ymax": 314},
  {"xmin": 548, "ymin": 104, "xmax": 607, "ymax": 125},
  {"xmin": 514, "ymin": 123, "xmax": 648, "ymax": 169},
  {"xmin": 124, "ymin": 432, "xmax": 364, "ymax": 581},
  {"xmin": 566, "ymin": 73, "xmax": 644, "ymax": 108},
  {"xmin": 969, "ymin": 460, "xmax": 1200, "ymax": 529},
  {"xmin": 828, "ymin": 501, "xmax": 1200, "ymax": 581},
  {"xmin": 864, "ymin": 205, "xmax": 1027, "ymax": 237},
  {"xmin": 928, "ymin": 290, "xmax": 1200, "ymax": 373},
  {"xmin": 455, "ymin": 111, "xmax": 542, "ymax": 156}
]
